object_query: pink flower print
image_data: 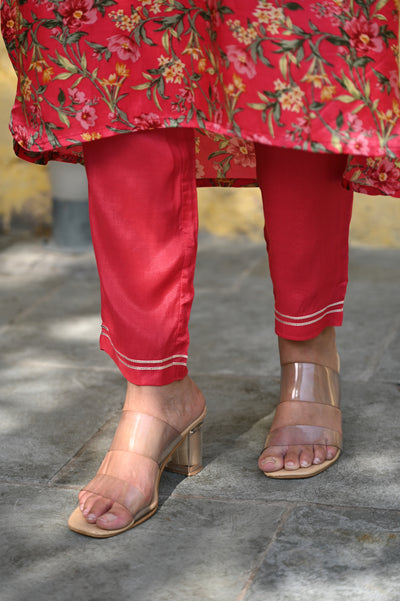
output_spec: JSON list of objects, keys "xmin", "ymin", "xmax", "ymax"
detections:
[
  {"xmin": 226, "ymin": 45, "xmax": 256, "ymax": 79},
  {"xmin": 58, "ymin": 0, "xmax": 98, "ymax": 32},
  {"xmin": 131, "ymin": 112, "xmax": 162, "ymax": 130},
  {"xmin": 367, "ymin": 158, "xmax": 400, "ymax": 195},
  {"xmin": 1, "ymin": 2, "xmax": 18, "ymax": 44},
  {"xmin": 68, "ymin": 87, "xmax": 86, "ymax": 104},
  {"xmin": 347, "ymin": 134, "xmax": 369, "ymax": 154},
  {"xmin": 179, "ymin": 88, "xmax": 195, "ymax": 104},
  {"xmin": 389, "ymin": 71, "xmax": 400, "ymax": 98},
  {"xmin": 207, "ymin": 0, "xmax": 221, "ymax": 28},
  {"xmin": 226, "ymin": 138, "xmax": 256, "ymax": 168},
  {"xmin": 344, "ymin": 15, "xmax": 383, "ymax": 55},
  {"xmin": 107, "ymin": 35, "xmax": 141, "ymax": 63},
  {"xmin": 195, "ymin": 159, "xmax": 205, "ymax": 178},
  {"xmin": 13, "ymin": 124, "xmax": 31, "ymax": 147},
  {"xmin": 295, "ymin": 117, "xmax": 311, "ymax": 137},
  {"xmin": 76, "ymin": 104, "xmax": 97, "ymax": 130},
  {"xmin": 347, "ymin": 114, "xmax": 363, "ymax": 133}
]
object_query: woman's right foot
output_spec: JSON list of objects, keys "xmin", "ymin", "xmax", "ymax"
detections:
[{"xmin": 74, "ymin": 376, "xmax": 206, "ymax": 533}]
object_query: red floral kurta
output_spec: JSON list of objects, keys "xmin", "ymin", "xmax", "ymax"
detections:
[{"xmin": 2, "ymin": 0, "xmax": 400, "ymax": 195}]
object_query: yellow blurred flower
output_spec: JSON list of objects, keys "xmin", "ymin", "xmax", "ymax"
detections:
[
  {"xmin": 321, "ymin": 85, "xmax": 336, "ymax": 101},
  {"xmin": 115, "ymin": 62, "xmax": 130, "ymax": 77},
  {"xmin": 81, "ymin": 132, "xmax": 102, "ymax": 141}
]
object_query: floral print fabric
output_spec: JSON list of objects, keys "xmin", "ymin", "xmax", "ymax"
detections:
[{"xmin": 1, "ymin": 0, "xmax": 400, "ymax": 195}]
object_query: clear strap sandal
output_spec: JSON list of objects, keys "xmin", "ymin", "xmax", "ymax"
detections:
[
  {"xmin": 262, "ymin": 362, "xmax": 342, "ymax": 479},
  {"xmin": 68, "ymin": 407, "xmax": 206, "ymax": 538}
]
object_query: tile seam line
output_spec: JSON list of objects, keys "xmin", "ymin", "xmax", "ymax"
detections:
[
  {"xmin": 3, "ymin": 479, "xmax": 400, "ymax": 518},
  {"xmin": 170, "ymin": 494, "xmax": 400, "ymax": 514},
  {"xmin": 46, "ymin": 410, "xmax": 121, "ymax": 485},
  {"xmin": 235, "ymin": 503, "xmax": 295, "ymax": 601}
]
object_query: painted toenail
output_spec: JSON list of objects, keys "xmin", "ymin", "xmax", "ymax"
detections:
[
  {"xmin": 99, "ymin": 513, "xmax": 118, "ymax": 524},
  {"xmin": 88, "ymin": 513, "xmax": 96, "ymax": 521},
  {"xmin": 313, "ymin": 458, "xmax": 322, "ymax": 464}
]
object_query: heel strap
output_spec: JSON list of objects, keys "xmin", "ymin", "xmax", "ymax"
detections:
[
  {"xmin": 280, "ymin": 362, "xmax": 340, "ymax": 407},
  {"xmin": 265, "ymin": 362, "xmax": 342, "ymax": 451},
  {"xmin": 110, "ymin": 411, "xmax": 182, "ymax": 463}
]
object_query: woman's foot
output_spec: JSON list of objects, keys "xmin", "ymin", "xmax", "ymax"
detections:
[
  {"xmin": 259, "ymin": 327, "xmax": 341, "ymax": 475},
  {"xmin": 77, "ymin": 376, "xmax": 206, "ymax": 531}
]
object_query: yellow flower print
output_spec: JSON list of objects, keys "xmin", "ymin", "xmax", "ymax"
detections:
[
  {"xmin": 115, "ymin": 62, "xmax": 130, "ymax": 77},
  {"xmin": 100, "ymin": 73, "xmax": 119, "ymax": 87},
  {"xmin": 280, "ymin": 86, "xmax": 305, "ymax": 112},
  {"xmin": 160, "ymin": 57, "xmax": 185, "ymax": 84},
  {"xmin": 274, "ymin": 79, "xmax": 287, "ymax": 91},
  {"xmin": 253, "ymin": 2, "xmax": 284, "ymax": 35},
  {"xmin": 224, "ymin": 74, "xmax": 246, "ymax": 98},
  {"xmin": 21, "ymin": 77, "xmax": 32, "ymax": 101},
  {"xmin": 227, "ymin": 19, "xmax": 257, "ymax": 46},
  {"xmin": 81, "ymin": 132, "xmax": 102, "ymax": 141},
  {"xmin": 321, "ymin": 85, "xmax": 336, "ymax": 101},
  {"xmin": 28, "ymin": 58, "xmax": 47, "ymax": 72},
  {"xmin": 198, "ymin": 58, "xmax": 207, "ymax": 73},
  {"xmin": 233, "ymin": 74, "xmax": 246, "ymax": 93},
  {"xmin": 182, "ymin": 46, "xmax": 203, "ymax": 61},
  {"xmin": 302, "ymin": 73, "xmax": 330, "ymax": 88},
  {"xmin": 42, "ymin": 67, "xmax": 54, "ymax": 84},
  {"xmin": 157, "ymin": 55, "xmax": 171, "ymax": 67},
  {"xmin": 109, "ymin": 8, "xmax": 140, "ymax": 33},
  {"xmin": 139, "ymin": 0, "xmax": 162, "ymax": 13}
]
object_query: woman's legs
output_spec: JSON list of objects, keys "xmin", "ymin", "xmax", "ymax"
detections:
[
  {"xmin": 255, "ymin": 145, "xmax": 353, "ymax": 473},
  {"xmin": 78, "ymin": 128, "xmax": 205, "ymax": 531}
]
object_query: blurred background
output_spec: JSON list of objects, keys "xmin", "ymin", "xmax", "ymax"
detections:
[{"xmin": 1, "ymin": 35, "xmax": 400, "ymax": 249}]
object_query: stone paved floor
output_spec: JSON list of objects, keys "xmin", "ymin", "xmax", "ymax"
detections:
[{"xmin": 1, "ymin": 233, "xmax": 400, "ymax": 601}]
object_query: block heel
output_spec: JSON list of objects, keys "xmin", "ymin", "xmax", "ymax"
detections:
[{"xmin": 166, "ymin": 422, "xmax": 204, "ymax": 476}]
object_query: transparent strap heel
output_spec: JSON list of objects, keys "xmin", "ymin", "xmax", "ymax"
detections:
[{"xmin": 166, "ymin": 422, "xmax": 204, "ymax": 476}]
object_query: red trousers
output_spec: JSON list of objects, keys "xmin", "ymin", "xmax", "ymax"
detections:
[{"xmin": 83, "ymin": 128, "xmax": 353, "ymax": 385}]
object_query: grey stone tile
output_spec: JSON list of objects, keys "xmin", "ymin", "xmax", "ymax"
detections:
[
  {"xmin": 174, "ymin": 377, "xmax": 400, "ymax": 512},
  {"xmin": 191, "ymin": 236, "xmax": 277, "ymax": 377},
  {"xmin": 0, "ymin": 482, "xmax": 287, "ymax": 601},
  {"xmin": 244, "ymin": 504, "xmax": 400, "ymax": 601},
  {"xmin": 338, "ymin": 247, "xmax": 400, "ymax": 383},
  {"xmin": 0, "ymin": 363, "xmax": 124, "ymax": 482}
]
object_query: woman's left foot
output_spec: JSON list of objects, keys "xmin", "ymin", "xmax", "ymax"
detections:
[{"xmin": 259, "ymin": 327, "xmax": 342, "ymax": 477}]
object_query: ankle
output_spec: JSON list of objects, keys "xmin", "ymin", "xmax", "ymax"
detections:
[
  {"xmin": 124, "ymin": 376, "xmax": 204, "ymax": 430},
  {"xmin": 278, "ymin": 327, "xmax": 339, "ymax": 372}
]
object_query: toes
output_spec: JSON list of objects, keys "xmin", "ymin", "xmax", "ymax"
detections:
[
  {"xmin": 85, "ymin": 496, "xmax": 114, "ymax": 523},
  {"xmin": 326, "ymin": 445, "xmax": 338, "ymax": 461},
  {"xmin": 96, "ymin": 502, "xmax": 133, "ymax": 531},
  {"xmin": 299, "ymin": 446, "xmax": 313, "ymax": 468},
  {"xmin": 78, "ymin": 490, "xmax": 91, "ymax": 511},
  {"xmin": 259, "ymin": 446, "xmax": 285, "ymax": 472},
  {"xmin": 79, "ymin": 493, "xmax": 98, "ymax": 517},
  {"xmin": 284, "ymin": 446, "xmax": 301, "ymax": 470},
  {"xmin": 313, "ymin": 444, "xmax": 327, "ymax": 465}
]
